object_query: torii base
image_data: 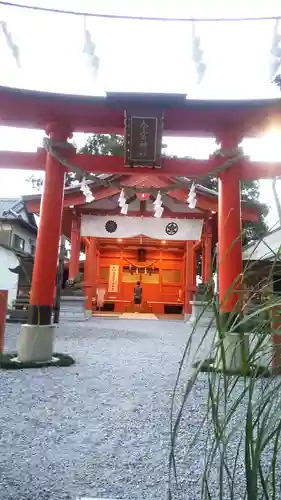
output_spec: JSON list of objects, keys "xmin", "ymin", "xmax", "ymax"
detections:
[{"xmin": 17, "ymin": 324, "xmax": 55, "ymax": 363}]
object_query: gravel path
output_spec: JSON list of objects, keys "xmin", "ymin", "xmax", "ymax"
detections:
[{"xmin": 0, "ymin": 319, "xmax": 214, "ymax": 500}]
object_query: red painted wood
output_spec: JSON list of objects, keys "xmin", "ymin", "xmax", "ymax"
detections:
[
  {"xmin": 96, "ymin": 247, "xmax": 185, "ymax": 313},
  {"xmin": 0, "ymin": 149, "xmax": 46, "ymax": 171},
  {"xmin": 218, "ymin": 164, "xmax": 242, "ymax": 313},
  {"xmin": 202, "ymin": 223, "xmax": 212, "ymax": 282},
  {"xmin": 3, "ymin": 148, "xmax": 281, "ymax": 183},
  {"xmin": 0, "ymin": 150, "xmax": 217, "ymax": 176},
  {"xmin": 0, "ymin": 85, "xmax": 279, "ymax": 137},
  {"xmin": 25, "ymin": 190, "xmax": 258, "ymax": 222},
  {"xmin": 30, "ymin": 127, "xmax": 68, "ymax": 307},
  {"xmin": 25, "ymin": 186, "xmax": 120, "ymax": 213},
  {"xmin": 240, "ymin": 161, "xmax": 281, "ymax": 181},
  {"xmin": 184, "ymin": 242, "xmax": 194, "ymax": 314},
  {"xmin": 69, "ymin": 214, "xmax": 81, "ymax": 280},
  {"xmin": 84, "ymin": 238, "xmax": 97, "ymax": 310}
]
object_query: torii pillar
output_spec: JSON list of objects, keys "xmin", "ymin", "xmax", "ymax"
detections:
[
  {"xmin": 217, "ymin": 136, "xmax": 244, "ymax": 369},
  {"xmin": 202, "ymin": 222, "xmax": 212, "ymax": 283},
  {"xmin": 69, "ymin": 213, "xmax": 81, "ymax": 280},
  {"xmin": 184, "ymin": 241, "xmax": 196, "ymax": 319},
  {"xmin": 18, "ymin": 123, "xmax": 72, "ymax": 363},
  {"xmin": 84, "ymin": 237, "xmax": 98, "ymax": 317}
]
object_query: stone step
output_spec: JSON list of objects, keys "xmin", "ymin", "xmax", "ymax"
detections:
[
  {"xmin": 7, "ymin": 297, "xmax": 87, "ymax": 324},
  {"xmin": 7, "ymin": 310, "xmax": 28, "ymax": 323}
]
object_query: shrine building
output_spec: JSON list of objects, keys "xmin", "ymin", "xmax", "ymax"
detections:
[{"xmin": 23, "ymin": 175, "xmax": 259, "ymax": 317}]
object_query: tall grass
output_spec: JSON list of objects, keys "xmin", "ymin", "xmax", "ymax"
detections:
[{"xmin": 169, "ymin": 183, "xmax": 281, "ymax": 499}]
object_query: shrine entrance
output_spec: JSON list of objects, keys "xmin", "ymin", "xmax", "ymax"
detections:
[
  {"xmin": 93, "ymin": 235, "xmax": 186, "ymax": 317},
  {"xmin": 79, "ymin": 214, "xmax": 204, "ymax": 318}
]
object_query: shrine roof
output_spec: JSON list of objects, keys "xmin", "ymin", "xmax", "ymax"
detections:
[
  {"xmin": 0, "ymin": 197, "xmax": 37, "ymax": 229},
  {"xmin": 243, "ymin": 226, "xmax": 281, "ymax": 261},
  {"xmin": 0, "ymin": 86, "xmax": 281, "ymax": 137},
  {"xmin": 176, "ymin": 178, "xmax": 217, "ymax": 197},
  {"xmin": 22, "ymin": 177, "xmax": 262, "ymax": 220},
  {"xmin": 21, "ymin": 177, "xmax": 218, "ymax": 202}
]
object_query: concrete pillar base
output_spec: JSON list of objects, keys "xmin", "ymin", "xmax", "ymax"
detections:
[
  {"xmin": 250, "ymin": 332, "xmax": 272, "ymax": 370},
  {"xmin": 214, "ymin": 332, "xmax": 276, "ymax": 372},
  {"xmin": 214, "ymin": 332, "xmax": 249, "ymax": 371},
  {"xmin": 17, "ymin": 324, "xmax": 55, "ymax": 363},
  {"xmin": 189, "ymin": 300, "xmax": 214, "ymax": 326}
]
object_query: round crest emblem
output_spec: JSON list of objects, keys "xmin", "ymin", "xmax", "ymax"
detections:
[
  {"xmin": 105, "ymin": 220, "xmax": 117, "ymax": 233},
  {"xmin": 165, "ymin": 222, "xmax": 179, "ymax": 236}
]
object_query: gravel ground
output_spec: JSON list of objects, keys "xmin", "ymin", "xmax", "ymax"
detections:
[{"xmin": 0, "ymin": 318, "xmax": 247, "ymax": 500}]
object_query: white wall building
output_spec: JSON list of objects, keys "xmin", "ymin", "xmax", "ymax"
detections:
[
  {"xmin": 0, "ymin": 246, "xmax": 20, "ymax": 308},
  {"xmin": 0, "ymin": 198, "xmax": 37, "ymax": 308}
]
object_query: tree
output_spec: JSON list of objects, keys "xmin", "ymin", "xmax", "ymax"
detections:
[
  {"xmin": 274, "ymin": 74, "xmax": 281, "ymax": 91},
  {"xmin": 240, "ymin": 180, "xmax": 269, "ymax": 244},
  {"xmin": 27, "ymin": 134, "xmax": 124, "ymax": 189},
  {"xmin": 200, "ymin": 176, "xmax": 268, "ymax": 244},
  {"xmin": 80, "ymin": 134, "xmax": 123, "ymax": 156}
]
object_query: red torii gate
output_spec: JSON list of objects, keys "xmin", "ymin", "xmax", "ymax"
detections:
[{"xmin": 0, "ymin": 86, "xmax": 281, "ymax": 361}]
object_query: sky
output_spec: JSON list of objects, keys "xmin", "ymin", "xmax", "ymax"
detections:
[{"xmin": 0, "ymin": 0, "xmax": 281, "ymax": 227}]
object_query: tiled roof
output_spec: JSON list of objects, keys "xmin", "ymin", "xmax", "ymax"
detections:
[
  {"xmin": 0, "ymin": 198, "xmax": 21, "ymax": 217},
  {"xmin": 0, "ymin": 197, "xmax": 37, "ymax": 229},
  {"xmin": 176, "ymin": 177, "xmax": 217, "ymax": 197}
]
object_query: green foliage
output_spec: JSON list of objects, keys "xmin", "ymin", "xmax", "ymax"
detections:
[
  {"xmin": 65, "ymin": 134, "xmax": 123, "ymax": 185},
  {"xmin": 241, "ymin": 180, "xmax": 269, "ymax": 244},
  {"xmin": 273, "ymin": 74, "xmax": 281, "ymax": 90},
  {"xmin": 201, "ymin": 176, "xmax": 268, "ymax": 245},
  {"xmin": 80, "ymin": 133, "xmax": 124, "ymax": 156},
  {"xmin": 27, "ymin": 134, "xmax": 124, "ymax": 190},
  {"xmin": 169, "ymin": 223, "xmax": 281, "ymax": 499}
]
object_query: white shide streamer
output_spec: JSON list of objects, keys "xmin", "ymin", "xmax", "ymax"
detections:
[
  {"xmin": 118, "ymin": 189, "xmax": 128, "ymax": 214},
  {"xmin": 270, "ymin": 19, "xmax": 281, "ymax": 80},
  {"xmin": 154, "ymin": 206, "xmax": 164, "ymax": 218},
  {"xmin": 80, "ymin": 178, "xmax": 95, "ymax": 203},
  {"xmin": 191, "ymin": 21, "xmax": 206, "ymax": 84},
  {"xmin": 153, "ymin": 191, "xmax": 163, "ymax": 218},
  {"xmin": 187, "ymin": 182, "xmax": 197, "ymax": 209},
  {"xmin": 83, "ymin": 16, "xmax": 100, "ymax": 77},
  {"xmin": 0, "ymin": 21, "xmax": 20, "ymax": 67},
  {"xmin": 118, "ymin": 189, "xmax": 126, "ymax": 208}
]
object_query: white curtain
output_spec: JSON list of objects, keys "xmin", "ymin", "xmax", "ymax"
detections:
[{"xmin": 81, "ymin": 215, "xmax": 203, "ymax": 241}]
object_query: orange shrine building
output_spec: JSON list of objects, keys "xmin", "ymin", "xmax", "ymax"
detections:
[{"xmin": 23, "ymin": 175, "xmax": 259, "ymax": 317}]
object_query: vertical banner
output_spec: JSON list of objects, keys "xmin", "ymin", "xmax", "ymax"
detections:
[{"xmin": 108, "ymin": 265, "xmax": 119, "ymax": 293}]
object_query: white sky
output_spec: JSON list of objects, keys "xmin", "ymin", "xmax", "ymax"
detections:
[{"xmin": 0, "ymin": 0, "xmax": 281, "ymax": 227}]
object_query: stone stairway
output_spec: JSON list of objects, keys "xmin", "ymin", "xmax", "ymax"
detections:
[
  {"xmin": 7, "ymin": 295, "xmax": 87, "ymax": 324},
  {"xmin": 59, "ymin": 296, "xmax": 87, "ymax": 322},
  {"xmin": 7, "ymin": 295, "xmax": 29, "ymax": 323}
]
